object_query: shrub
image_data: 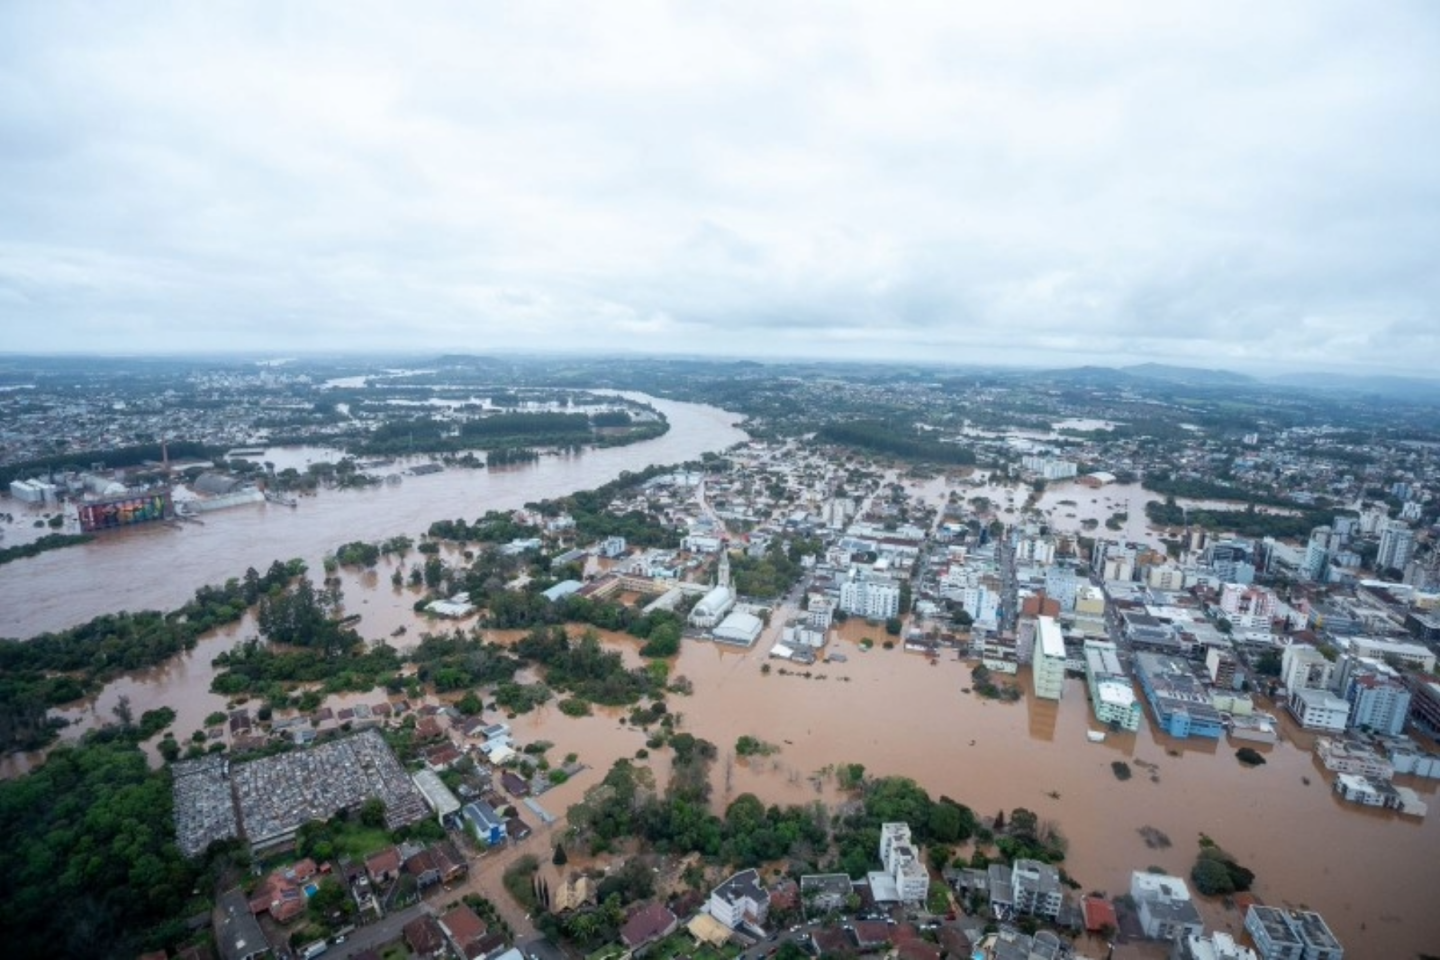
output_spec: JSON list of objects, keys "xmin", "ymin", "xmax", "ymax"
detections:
[{"xmin": 1111, "ymin": 761, "xmax": 1132, "ymax": 781}]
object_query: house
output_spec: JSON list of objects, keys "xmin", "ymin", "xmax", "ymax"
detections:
[
  {"xmin": 365, "ymin": 846, "xmax": 402, "ymax": 884},
  {"xmin": 501, "ymin": 770, "xmax": 531, "ymax": 797},
  {"xmin": 851, "ymin": 920, "xmax": 893, "ymax": 950},
  {"xmin": 552, "ymin": 873, "xmax": 596, "ymax": 913},
  {"xmin": 215, "ymin": 888, "xmax": 271, "ymax": 960},
  {"xmin": 708, "ymin": 868, "xmax": 769, "ymax": 930},
  {"xmin": 619, "ymin": 902, "xmax": 679, "ymax": 950},
  {"xmin": 1082, "ymin": 896, "xmax": 1117, "ymax": 934},
  {"xmin": 505, "ymin": 815, "xmax": 533, "ymax": 841},
  {"xmin": 800, "ymin": 873, "xmax": 854, "ymax": 915},
  {"xmin": 463, "ymin": 800, "xmax": 508, "ymax": 846},
  {"xmin": 404, "ymin": 915, "xmax": 448, "ymax": 960},
  {"xmin": 1130, "ymin": 872, "xmax": 1203, "ymax": 942},
  {"xmin": 439, "ymin": 904, "xmax": 489, "ymax": 960}
]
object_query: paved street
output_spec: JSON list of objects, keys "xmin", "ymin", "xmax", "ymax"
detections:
[{"xmin": 327, "ymin": 902, "xmax": 431, "ymax": 959}]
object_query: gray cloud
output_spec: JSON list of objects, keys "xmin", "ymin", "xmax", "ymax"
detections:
[{"xmin": 1, "ymin": 1, "xmax": 1437, "ymax": 374}]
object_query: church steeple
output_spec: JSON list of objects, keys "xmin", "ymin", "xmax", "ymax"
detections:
[{"xmin": 717, "ymin": 547, "xmax": 731, "ymax": 590}]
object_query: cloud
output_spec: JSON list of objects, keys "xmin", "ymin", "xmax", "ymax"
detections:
[{"xmin": 0, "ymin": 1, "xmax": 1437, "ymax": 374}]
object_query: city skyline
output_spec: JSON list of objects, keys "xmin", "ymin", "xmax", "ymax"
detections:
[{"xmin": 2, "ymin": 2, "xmax": 1438, "ymax": 374}]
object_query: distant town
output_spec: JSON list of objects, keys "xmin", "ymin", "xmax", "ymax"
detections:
[{"xmin": 3, "ymin": 354, "xmax": 1439, "ymax": 960}]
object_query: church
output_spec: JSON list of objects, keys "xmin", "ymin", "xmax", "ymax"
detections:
[{"xmin": 689, "ymin": 549, "xmax": 736, "ymax": 629}]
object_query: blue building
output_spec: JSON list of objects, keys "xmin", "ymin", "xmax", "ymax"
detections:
[
  {"xmin": 1134, "ymin": 653, "xmax": 1224, "ymax": 739},
  {"xmin": 463, "ymin": 800, "xmax": 507, "ymax": 846}
]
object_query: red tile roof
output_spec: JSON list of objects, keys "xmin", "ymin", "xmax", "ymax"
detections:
[{"xmin": 1082, "ymin": 896, "xmax": 1118, "ymax": 932}]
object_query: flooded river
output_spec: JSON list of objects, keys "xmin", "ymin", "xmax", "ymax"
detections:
[
  {"xmin": 0, "ymin": 394, "xmax": 746, "ymax": 638},
  {"xmin": 3, "ymin": 404, "xmax": 1434, "ymax": 955}
]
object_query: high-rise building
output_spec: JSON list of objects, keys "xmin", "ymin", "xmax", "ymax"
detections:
[
  {"xmin": 1033, "ymin": 616, "xmax": 1066, "ymax": 701},
  {"xmin": 1377, "ymin": 520, "xmax": 1415, "ymax": 573}
]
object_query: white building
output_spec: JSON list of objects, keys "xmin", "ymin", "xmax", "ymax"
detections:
[
  {"xmin": 840, "ymin": 572, "xmax": 901, "ymax": 620},
  {"xmin": 707, "ymin": 869, "xmax": 769, "ymax": 930},
  {"xmin": 1009, "ymin": 859, "xmax": 1062, "ymax": 920},
  {"xmin": 1083, "ymin": 639, "xmax": 1141, "ymax": 730},
  {"xmin": 1337, "ymin": 635, "xmax": 1435, "ymax": 673},
  {"xmin": 1245, "ymin": 905, "xmax": 1344, "ymax": 960},
  {"xmin": 1219, "ymin": 584, "xmax": 1278, "ymax": 629},
  {"xmin": 690, "ymin": 552, "xmax": 735, "ymax": 629},
  {"xmin": 807, "ymin": 596, "xmax": 835, "ymax": 631},
  {"xmin": 1175, "ymin": 931, "xmax": 1258, "ymax": 960},
  {"xmin": 1377, "ymin": 520, "xmax": 1415, "ymax": 573},
  {"xmin": 1129, "ymin": 871, "xmax": 1203, "ymax": 942},
  {"xmin": 1021, "ymin": 455, "xmax": 1078, "ymax": 480},
  {"xmin": 1288, "ymin": 688, "xmax": 1350, "ymax": 732},
  {"xmin": 1281, "ymin": 645, "xmax": 1335, "ymax": 694},
  {"xmin": 878, "ymin": 823, "xmax": 929, "ymax": 905},
  {"xmin": 1033, "ymin": 616, "xmax": 1066, "ymax": 701}
]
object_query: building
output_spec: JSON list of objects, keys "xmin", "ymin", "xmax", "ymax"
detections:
[
  {"xmin": 463, "ymin": 800, "xmax": 507, "ymax": 846},
  {"xmin": 708, "ymin": 869, "xmax": 769, "ymax": 930},
  {"xmin": 1244, "ymin": 905, "xmax": 1343, "ymax": 960},
  {"xmin": 1135, "ymin": 653, "xmax": 1224, "ymax": 739},
  {"xmin": 1129, "ymin": 872, "xmax": 1203, "ymax": 942},
  {"xmin": 411, "ymin": 769, "xmax": 462, "ymax": 823},
  {"xmin": 799, "ymin": 874, "xmax": 855, "ymax": 915},
  {"xmin": 1033, "ymin": 616, "xmax": 1066, "ymax": 701},
  {"xmin": 1021, "ymin": 455, "xmax": 1078, "ymax": 481},
  {"xmin": 215, "ymin": 888, "xmax": 271, "ymax": 960},
  {"xmin": 840, "ymin": 572, "xmax": 901, "ymax": 620},
  {"xmin": 690, "ymin": 552, "xmax": 736, "ymax": 628},
  {"xmin": 1009, "ymin": 859, "xmax": 1062, "ymax": 920},
  {"xmin": 1281, "ymin": 645, "xmax": 1335, "ymax": 694},
  {"xmin": 439, "ymin": 903, "xmax": 490, "ymax": 960},
  {"xmin": 1287, "ymin": 688, "xmax": 1350, "ymax": 732},
  {"xmin": 713, "ymin": 610, "xmax": 765, "ymax": 647},
  {"xmin": 1335, "ymin": 659, "xmax": 1411, "ymax": 736},
  {"xmin": 878, "ymin": 822, "xmax": 930, "ymax": 904},
  {"xmin": 1172, "ymin": 931, "xmax": 1258, "ymax": 960},
  {"xmin": 1337, "ymin": 635, "xmax": 1435, "ymax": 673},
  {"xmin": 620, "ymin": 902, "xmax": 679, "ymax": 951},
  {"xmin": 1083, "ymin": 639, "xmax": 1141, "ymax": 731},
  {"xmin": 1377, "ymin": 520, "xmax": 1415, "ymax": 573}
]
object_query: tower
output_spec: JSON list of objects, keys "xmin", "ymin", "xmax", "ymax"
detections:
[{"xmin": 717, "ymin": 548, "xmax": 731, "ymax": 590}]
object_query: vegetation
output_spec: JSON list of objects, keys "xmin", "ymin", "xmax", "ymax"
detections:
[
  {"xmin": 819, "ymin": 421, "xmax": 977, "ymax": 464},
  {"xmin": 0, "ymin": 559, "xmax": 306, "ymax": 750},
  {"xmin": 1111, "ymin": 760, "xmax": 1133, "ymax": 781},
  {"xmin": 1190, "ymin": 838, "xmax": 1255, "ymax": 896},
  {"xmin": 1236, "ymin": 747, "xmax": 1267, "ymax": 767},
  {"xmin": 735, "ymin": 735, "xmax": 779, "ymax": 757},
  {"xmin": 0, "ymin": 532, "xmax": 94, "ymax": 567},
  {"xmin": 970, "ymin": 663, "xmax": 1022, "ymax": 702},
  {"xmin": 0, "ymin": 733, "xmax": 215, "ymax": 958}
]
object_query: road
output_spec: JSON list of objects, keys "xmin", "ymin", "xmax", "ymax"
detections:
[{"xmin": 327, "ymin": 902, "xmax": 432, "ymax": 959}]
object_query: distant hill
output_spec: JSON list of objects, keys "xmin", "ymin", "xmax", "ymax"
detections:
[
  {"xmin": 1120, "ymin": 363, "xmax": 1255, "ymax": 386},
  {"xmin": 1265, "ymin": 371, "xmax": 1440, "ymax": 401}
]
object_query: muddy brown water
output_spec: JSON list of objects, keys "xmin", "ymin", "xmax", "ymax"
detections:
[{"xmin": 2, "ymin": 405, "xmax": 1435, "ymax": 955}]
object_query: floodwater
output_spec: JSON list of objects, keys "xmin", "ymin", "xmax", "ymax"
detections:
[
  {"xmin": 4, "ymin": 404, "xmax": 1435, "ymax": 955},
  {"xmin": 0, "ymin": 393, "xmax": 746, "ymax": 638}
]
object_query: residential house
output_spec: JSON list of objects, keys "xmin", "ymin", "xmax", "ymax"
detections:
[
  {"xmin": 463, "ymin": 800, "xmax": 508, "ymax": 846},
  {"xmin": 439, "ymin": 904, "xmax": 490, "ymax": 960},
  {"xmin": 365, "ymin": 846, "xmax": 402, "ymax": 885},
  {"xmin": 1171, "ymin": 931, "xmax": 1258, "ymax": 960},
  {"xmin": 403, "ymin": 915, "xmax": 448, "ymax": 960},
  {"xmin": 800, "ymin": 874, "xmax": 854, "ymax": 915},
  {"xmin": 501, "ymin": 770, "xmax": 531, "ymax": 797},
  {"xmin": 619, "ymin": 902, "xmax": 679, "ymax": 951}
]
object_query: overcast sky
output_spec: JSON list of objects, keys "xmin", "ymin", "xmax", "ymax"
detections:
[{"xmin": 1, "ymin": 2, "xmax": 1438, "ymax": 374}]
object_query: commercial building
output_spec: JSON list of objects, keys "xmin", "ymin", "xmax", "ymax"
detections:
[
  {"xmin": 1244, "ymin": 905, "xmax": 1343, "ymax": 960},
  {"xmin": 1377, "ymin": 520, "xmax": 1415, "ymax": 573},
  {"xmin": 1287, "ymin": 688, "xmax": 1350, "ymax": 732},
  {"xmin": 411, "ymin": 769, "xmax": 462, "ymax": 823},
  {"xmin": 1174, "ymin": 931, "xmax": 1258, "ymax": 960},
  {"xmin": 1033, "ymin": 616, "xmax": 1066, "ymax": 701},
  {"xmin": 1135, "ymin": 653, "xmax": 1224, "ymax": 739},
  {"xmin": 1083, "ymin": 639, "xmax": 1141, "ymax": 731}
]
